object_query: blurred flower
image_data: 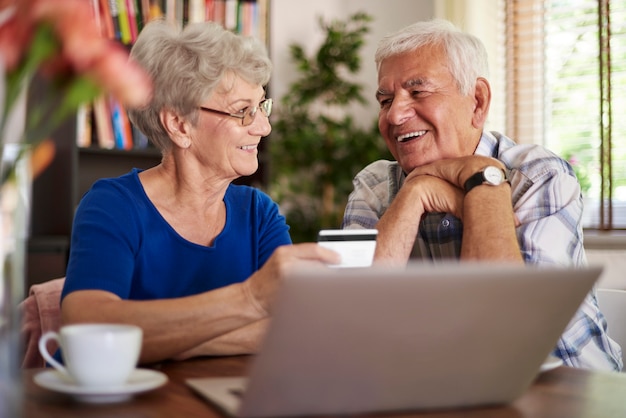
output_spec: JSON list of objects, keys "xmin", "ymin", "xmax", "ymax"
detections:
[
  {"xmin": 564, "ymin": 151, "xmax": 592, "ymax": 195},
  {"xmin": 568, "ymin": 155, "xmax": 580, "ymax": 166},
  {"xmin": 0, "ymin": 0, "xmax": 152, "ymax": 176}
]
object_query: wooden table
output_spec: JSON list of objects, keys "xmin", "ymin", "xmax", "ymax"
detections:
[{"xmin": 21, "ymin": 356, "xmax": 626, "ymax": 417}]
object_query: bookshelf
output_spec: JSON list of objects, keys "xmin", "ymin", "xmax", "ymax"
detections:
[{"xmin": 26, "ymin": 0, "xmax": 271, "ymax": 288}]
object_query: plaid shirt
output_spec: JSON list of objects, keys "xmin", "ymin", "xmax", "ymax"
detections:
[{"xmin": 342, "ymin": 130, "xmax": 623, "ymax": 371}]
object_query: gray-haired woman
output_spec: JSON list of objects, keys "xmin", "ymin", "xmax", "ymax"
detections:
[{"xmin": 60, "ymin": 20, "xmax": 339, "ymax": 364}]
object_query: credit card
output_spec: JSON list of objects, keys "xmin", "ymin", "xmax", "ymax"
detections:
[{"xmin": 317, "ymin": 229, "xmax": 378, "ymax": 268}]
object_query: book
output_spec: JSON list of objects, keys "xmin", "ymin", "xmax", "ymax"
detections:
[
  {"xmin": 109, "ymin": 96, "xmax": 133, "ymax": 150},
  {"xmin": 205, "ymin": 0, "xmax": 214, "ymax": 21},
  {"xmin": 76, "ymin": 103, "xmax": 93, "ymax": 148},
  {"xmin": 212, "ymin": 0, "xmax": 225, "ymax": 26},
  {"xmin": 116, "ymin": 0, "xmax": 132, "ymax": 44},
  {"xmin": 90, "ymin": 0, "xmax": 102, "ymax": 34},
  {"xmin": 93, "ymin": 96, "xmax": 115, "ymax": 149},
  {"xmin": 125, "ymin": 0, "xmax": 139, "ymax": 41},
  {"xmin": 139, "ymin": 0, "xmax": 151, "ymax": 27},
  {"xmin": 188, "ymin": 0, "xmax": 205, "ymax": 23},
  {"xmin": 107, "ymin": 0, "xmax": 122, "ymax": 41},
  {"xmin": 238, "ymin": 0, "xmax": 256, "ymax": 38},
  {"xmin": 148, "ymin": 0, "xmax": 164, "ymax": 20},
  {"xmin": 165, "ymin": 0, "xmax": 177, "ymax": 26},
  {"xmin": 224, "ymin": 0, "xmax": 237, "ymax": 31},
  {"xmin": 97, "ymin": 0, "xmax": 115, "ymax": 39},
  {"xmin": 257, "ymin": 0, "xmax": 267, "ymax": 43}
]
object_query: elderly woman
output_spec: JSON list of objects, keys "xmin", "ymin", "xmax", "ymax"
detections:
[{"xmin": 59, "ymin": 20, "xmax": 339, "ymax": 364}]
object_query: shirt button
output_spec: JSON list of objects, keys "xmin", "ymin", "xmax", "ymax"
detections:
[{"xmin": 441, "ymin": 219, "xmax": 450, "ymax": 228}]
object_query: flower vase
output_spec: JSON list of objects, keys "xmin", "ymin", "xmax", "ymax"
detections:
[
  {"xmin": 0, "ymin": 60, "xmax": 30, "ymax": 417},
  {"xmin": 0, "ymin": 143, "xmax": 31, "ymax": 418}
]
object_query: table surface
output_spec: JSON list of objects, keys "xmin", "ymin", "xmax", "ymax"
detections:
[{"xmin": 21, "ymin": 356, "xmax": 626, "ymax": 418}]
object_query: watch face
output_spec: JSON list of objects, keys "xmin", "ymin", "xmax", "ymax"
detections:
[{"xmin": 483, "ymin": 166, "xmax": 505, "ymax": 185}]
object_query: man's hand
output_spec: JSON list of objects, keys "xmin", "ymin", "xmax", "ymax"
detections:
[
  {"xmin": 408, "ymin": 157, "xmax": 521, "ymax": 262},
  {"xmin": 403, "ymin": 173, "xmax": 465, "ymax": 220},
  {"xmin": 374, "ymin": 174, "xmax": 464, "ymax": 264},
  {"xmin": 408, "ymin": 155, "xmax": 506, "ymax": 189},
  {"xmin": 374, "ymin": 155, "xmax": 520, "ymax": 264}
]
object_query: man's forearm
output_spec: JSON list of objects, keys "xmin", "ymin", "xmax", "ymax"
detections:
[
  {"xmin": 373, "ymin": 184, "xmax": 425, "ymax": 264},
  {"xmin": 461, "ymin": 183, "xmax": 522, "ymax": 262}
]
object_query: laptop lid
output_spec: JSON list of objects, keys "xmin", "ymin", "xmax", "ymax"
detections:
[{"xmin": 187, "ymin": 263, "xmax": 601, "ymax": 417}]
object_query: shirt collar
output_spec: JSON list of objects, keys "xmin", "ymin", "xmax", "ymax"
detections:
[{"xmin": 473, "ymin": 131, "xmax": 500, "ymax": 158}]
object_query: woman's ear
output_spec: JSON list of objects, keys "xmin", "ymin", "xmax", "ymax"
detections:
[
  {"xmin": 160, "ymin": 109, "xmax": 191, "ymax": 148},
  {"xmin": 471, "ymin": 77, "xmax": 491, "ymax": 129}
]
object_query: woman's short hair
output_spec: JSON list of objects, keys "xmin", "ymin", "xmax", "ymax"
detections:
[
  {"xmin": 128, "ymin": 20, "xmax": 272, "ymax": 151},
  {"xmin": 374, "ymin": 19, "xmax": 488, "ymax": 96}
]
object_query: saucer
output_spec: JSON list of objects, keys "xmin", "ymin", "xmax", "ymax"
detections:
[
  {"xmin": 540, "ymin": 355, "xmax": 564, "ymax": 372},
  {"xmin": 34, "ymin": 368, "xmax": 168, "ymax": 403}
]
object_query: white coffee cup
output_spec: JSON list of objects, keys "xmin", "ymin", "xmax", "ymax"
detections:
[{"xmin": 38, "ymin": 323, "xmax": 142, "ymax": 387}]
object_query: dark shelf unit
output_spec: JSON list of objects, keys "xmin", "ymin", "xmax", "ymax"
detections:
[
  {"xmin": 26, "ymin": 0, "xmax": 270, "ymax": 288},
  {"xmin": 75, "ymin": 147, "xmax": 162, "ymax": 199},
  {"xmin": 27, "ymin": 106, "xmax": 162, "ymax": 287}
]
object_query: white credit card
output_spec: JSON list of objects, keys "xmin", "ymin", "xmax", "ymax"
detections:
[{"xmin": 317, "ymin": 229, "xmax": 378, "ymax": 268}]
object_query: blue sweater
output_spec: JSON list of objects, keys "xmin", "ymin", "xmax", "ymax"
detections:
[{"xmin": 62, "ymin": 169, "xmax": 291, "ymax": 301}]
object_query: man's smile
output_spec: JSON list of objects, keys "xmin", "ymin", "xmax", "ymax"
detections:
[{"xmin": 396, "ymin": 130, "xmax": 427, "ymax": 143}]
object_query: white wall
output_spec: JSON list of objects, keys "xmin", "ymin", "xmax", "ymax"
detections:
[
  {"xmin": 269, "ymin": 0, "xmax": 433, "ymax": 127},
  {"xmin": 435, "ymin": 0, "xmax": 506, "ymax": 132},
  {"xmin": 269, "ymin": 0, "xmax": 506, "ymax": 132}
]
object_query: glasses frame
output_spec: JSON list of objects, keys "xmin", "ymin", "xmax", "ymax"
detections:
[{"xmin": 199, "ymin": 98, "xmax": 273, "ymax": 126}]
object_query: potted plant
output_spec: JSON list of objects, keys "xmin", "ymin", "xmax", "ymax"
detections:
[{"xmin": 267, "ymin": 12, "xmax": 391, "ymax": 243}]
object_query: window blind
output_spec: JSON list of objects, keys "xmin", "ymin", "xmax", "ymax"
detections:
[{"xmin": 505, "ymin": 0, "xmax": 626, "ymax": 230}]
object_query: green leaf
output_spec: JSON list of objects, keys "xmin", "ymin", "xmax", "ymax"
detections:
[
  {"xmin": 2, "ymin": 24, "xmax": 60, "ymax": 136},
  {"xmin": 26, "ymin": 24, "xmax": 59, "ymax": 67},
  {"xmin": 52, "ymin": 77, "xmax": 102, "ymax": 126}
]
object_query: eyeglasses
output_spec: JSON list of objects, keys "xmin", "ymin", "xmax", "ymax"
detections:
[{"xmin": 199, "ymin": 98, "xmax": 273, "ymax": 126}]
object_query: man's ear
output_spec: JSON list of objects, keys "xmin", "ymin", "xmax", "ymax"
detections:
[
  {"xmin": 471, "ymin": 77, "xmax": 491, "ymax": 129},
  {"xmin": 160, "ymin": 109, "xmax": 191, "ymax": 148}
]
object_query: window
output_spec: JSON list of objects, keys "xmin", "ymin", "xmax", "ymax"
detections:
[{"xmin": 505, "ymin": 0, "xmax": 626, "ymax": 230}]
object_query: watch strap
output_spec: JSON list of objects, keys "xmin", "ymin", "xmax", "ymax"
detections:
[
  {"xmin": 463, "ymin": 167, "xmax": 508, "ymax": 194},
  {"xmin": 464, "ymin": 171, "xmax": 487, "ymax": 194}
]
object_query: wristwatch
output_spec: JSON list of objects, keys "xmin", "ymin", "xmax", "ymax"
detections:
[{"xmin": 464, "ymin": 166, "xmax": 509, "ymax": 194}]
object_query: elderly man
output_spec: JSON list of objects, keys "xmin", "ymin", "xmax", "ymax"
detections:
[{"xmin": 342, "ymin": 19, "xmax": 622, "ymax": 371}]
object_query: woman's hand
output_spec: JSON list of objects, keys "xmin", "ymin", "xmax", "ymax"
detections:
[{"xmin": 243, "ymin": 243, "xmax": 341, "ymax": 314}]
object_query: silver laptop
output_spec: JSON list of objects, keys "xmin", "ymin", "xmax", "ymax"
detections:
[{"xmin": 187, "ymin": 262, "xmax": 601, "ymax": 417}]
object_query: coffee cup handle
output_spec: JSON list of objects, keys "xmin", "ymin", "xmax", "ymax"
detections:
[{"xmin": 38, "ymin": 331, "xmax": 70, "ymax": 376}]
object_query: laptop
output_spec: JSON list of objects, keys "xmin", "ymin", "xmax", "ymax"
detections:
[{"xmin": 186, "ymin": 262, "xmax": 602, "ymax": 417}]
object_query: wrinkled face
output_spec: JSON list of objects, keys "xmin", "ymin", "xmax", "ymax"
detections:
[
  {"xmin": 192, "ymin": 74, "xmax": 271, "ymax": 181},
  {"xmin": 376, "ymin": 45, "xmax": 482, "ymax": 174}
]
